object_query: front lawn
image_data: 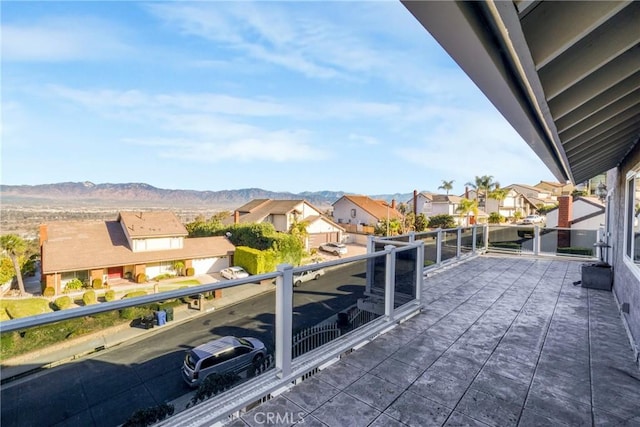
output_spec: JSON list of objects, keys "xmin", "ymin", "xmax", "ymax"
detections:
[
  {"xmin": 0, "ymin": 298, "xmax": 53, "ymax": 321},
  {"xmin": 158, "ymin": 279, "xmax": 201, "ymax": 292}
]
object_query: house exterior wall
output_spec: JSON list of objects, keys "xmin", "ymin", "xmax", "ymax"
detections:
[
  {"xmin": 609, "ymin": 142, "xmax": 640, "ymax": 359},
  {"xmin": 545, "ymin": 199, "xmax": 604, "ymax": 229},
  {"xmin": 333, "ymin": 199, "xmax": 378, "ymax": 226},
  {"xmin": 132, "ymin": 236, "xmax": 183, "ymax": 252},
  {"xmin": 430, "ymin": 202, "xmax": 457, "ymax": 216},
  {"xmin": 272, "ymin": 214, "xmax": 288, "ymax": 232}
]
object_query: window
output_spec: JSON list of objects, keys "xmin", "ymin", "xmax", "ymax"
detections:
[
  {"xmin": 350, "ymin": 209, "xmax": 356, "ymax": 218},
  {"xmin": 624, "ymin": 166, "xmax": 640, "ymax": 265}
]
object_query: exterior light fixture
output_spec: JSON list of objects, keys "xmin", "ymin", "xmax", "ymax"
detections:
[{"xmin": 596, "ymin": 182, "xmax": 607, "ymax": 202}]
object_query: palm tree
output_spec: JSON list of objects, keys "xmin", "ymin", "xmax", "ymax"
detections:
[
  {"xmin": 1, "ymin": 234, "xmax": 27, "ymax": 295},
  {"xmin": 488, "ymin": 186, "xmax": 509, "ymax": 214},
  {"xmin": 438, "ymin": 180, "xmax": 454, "ymax": 195},
  {"xmin": 466, "ymin": 175, "xmax": 498, "ymax": 208},
  {"xmin": 456, "ymin": 198, "xmax": 478, "ymax": 227}
]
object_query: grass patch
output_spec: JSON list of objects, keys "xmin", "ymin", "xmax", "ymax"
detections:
[
  {"xmin": 1, "ymin": 311, "xmax": 125, "ymax": 360},
  {"xmin": 159, "ymin": 280, "xmax": 200, "ymax": 292},
  {"xmin": 0, "ymin": 298, "xmax": 53, "ymax": 320}
]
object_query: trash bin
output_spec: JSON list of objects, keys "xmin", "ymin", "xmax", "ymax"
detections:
[
  {"xmin": 155, "ymin": 310, "xmax": 167, "ymax": 326},
  {"xmin": 164, "ymin": 306, "xmax": 174, "ymax": 322},
  {"xmin": 142, "ymin": 314, "xmax": 155, "ymax": 329}
]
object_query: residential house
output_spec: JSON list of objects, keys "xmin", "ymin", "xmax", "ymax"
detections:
[
  {"xmin": 430, "ymin": 194, "xmax": 489, "ymax": 225},
  {"xmin": 332, "ymin": 195, "xmax": 403, "ymax": 231},
  {"xmin": 40, "ymin": 211, "xmax": 236, "ymax": 294},
  {"xmin": 534, "ymin": 180, "xmax": 574, "ymax": 196},
  {"xmin": 225, "ymin": 199, "xmax": 344, "ymax": 249},
  {"xmin": 545, "ymin": 196, "xmax": 605, "ymax": 230},
  {"xmin": 468, "ymin": 187, "xmax": 539, "ymax": 220},
  {"xmin": 406, "ymin": 190, "xmax": 433, "ymax": 216},
  {"xmin": 505, "ymin": 184, "xmax": 557, "ymax": 211}
]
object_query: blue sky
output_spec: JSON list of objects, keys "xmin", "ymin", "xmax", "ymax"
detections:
[{"xmin": 1, "ymin": 1, "xmax": 557, "ymax": 195}]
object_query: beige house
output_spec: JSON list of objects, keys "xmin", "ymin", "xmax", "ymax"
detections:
[
  {"xmin": 332, "ymin": 195, "xmax": 403, "ymax": 231},
  {"xmin": 40, "ymin": 211, "xmax": 235, "ymax": 294},
  {"xmin": 534, "ymin": 180, "xmax": 574, "ymax": 196},
  {"xmin": 225, "ymin": 199, "xmax": 344, "ymax": 249}
]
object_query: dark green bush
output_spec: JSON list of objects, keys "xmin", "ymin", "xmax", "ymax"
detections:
[
  {"xmin": 92, "ymin": 278, "xmax": 103, "ymax": 289},
  {"xmin": 53, "ymin": 296, "xmax": 73, "ymax": 310},
  {"xmin": 104, "ymin": 290, "xmax": 116, "ymax": 302},
  {"xmin": 428, "ymin": 214, "xmax": 456, "ymax": 229},
  {"xmin": 557, "ymin": 247, "xmax": 593, "ymax": 256},
  {"xmin": 234, "ymin": 246, "xmax": 277, "ymax": 275},
  {"xmin": 64, "ymin": 278, "xmax": 84, "ymax": 293},
  {"xmin": 43, "ymin": 287, "xmax": 55, "ymax": 297},
  {"xmin": 123, "ymin": 403, "xmax": 174, "ymax": 427},
  {"xmin": 188, "ymin": 373, "xmax": 241, "ymax": 407},
  {"xmin": 83, "ymin": 290, "xmax": 97, "ymax": 305},
  {"xmin": 136, "ymin": 273, "xmax": 147, "ymax": 284},
  {"xmin": 490, "ymin": 242, "xmax": 521, "ymax": 250}
]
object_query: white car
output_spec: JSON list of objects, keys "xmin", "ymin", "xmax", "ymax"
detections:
[
  {"xmin": 522, "ymin": 214, "xmax": 545, "ymax": 224},
  {"xmin": 319, "ymin": 242, "xmax": 348, "ymax": 255},
  {"xmin": 293, "ymin": 269, "xmax": 325, "ymax": 286},
  {"xmin": 220, "ymin": 266, "xmax": 250, "ymax": 280}
]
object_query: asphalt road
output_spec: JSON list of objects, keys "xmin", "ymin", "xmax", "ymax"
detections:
[{"xmin": 0, "ymin": 261, "xmax": 368, "ymax": 427}]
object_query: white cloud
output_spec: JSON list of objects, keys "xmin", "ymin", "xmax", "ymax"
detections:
[
  {"xmin": 1, "ymin": 17, "xmax": 132, "ymax": 62},
  {"xmin": 348, "ymin": 133, "xmax": 379, "ymax": 146}
]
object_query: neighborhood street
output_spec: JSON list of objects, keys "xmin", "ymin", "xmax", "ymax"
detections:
[{"xmin": 0, "ymin": 262, "xmax": 367, "ymax": 427}]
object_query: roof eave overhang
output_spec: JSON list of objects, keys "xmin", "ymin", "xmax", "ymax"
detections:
[{"xmin": 402, "ymin": 0, "xmax": 572, "ymax": 183}]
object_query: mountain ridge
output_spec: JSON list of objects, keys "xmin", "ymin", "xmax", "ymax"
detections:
[{"xmin": 0, "ymin": 182, "xmax": 416, "ymax": 210}]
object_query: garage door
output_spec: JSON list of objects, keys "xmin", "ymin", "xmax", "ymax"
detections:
[
  {"xmin": 308, "ymin": 232, "xmax": 338, "ymax": 248},
  {"xmin": 192, "ymin": 257, "xmax": 229, "ymax": 275}
]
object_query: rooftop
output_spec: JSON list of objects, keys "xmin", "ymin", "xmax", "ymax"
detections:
[{"xmin": 234, "ymin": 255, "xmax": 640, "ymax": 426}]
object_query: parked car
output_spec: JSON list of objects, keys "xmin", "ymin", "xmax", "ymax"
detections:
[
  {"xmin": 522, "ymin": 214, "xmax": 545, "ymax": 224},
  {"xmin": 182, "ymin": 336, "xmax": 267, "ymax": 387},
  {"xmin": 293, "ymin": 268, "xmax": 325, "ymax": 286},
  {"xmin": 319, "ymin": 242, "xmax": 348, "ymax": 255},
  {"xmin": 220, "ymin": 266, "xmax": 250, "ymax": 280}
]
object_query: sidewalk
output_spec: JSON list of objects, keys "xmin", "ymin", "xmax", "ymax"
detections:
[{"xmin": 0, "ymin": 281, "xmax": 276, "ymax": 383}]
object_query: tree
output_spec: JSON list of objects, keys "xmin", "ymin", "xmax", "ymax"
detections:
[
  {"xmin": 1, "ymin": 234, "xmax": 27, "ymax": 295},
  {"xmin": 488, "ymin": 186, "xmax": 509, "ymax": 213},
  {"xmin": 172, "ymin": 260, "xmax": 185, "ymax": 276},
  {"xmin": 456, "ymin": 198, "xmax": 478, "ymax": 227},
  {"xmin": 466, "ymin": 175, "xmax": 498, "ymax": 208},
  {"xmin": 414, "ymin": 213, "xmax": 428, "ymax": 232},
  {"xmin": 438, "ymin": 180, "xmax": 454, "ymax": 195},
  {"xmin": 427, "ymin": 214, "xmax": 456, "ymax": 229}
]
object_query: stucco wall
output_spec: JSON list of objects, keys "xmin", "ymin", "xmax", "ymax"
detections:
[{"xmin": 609, "ymin": 142, "xmax": 640, "ymax": 359}]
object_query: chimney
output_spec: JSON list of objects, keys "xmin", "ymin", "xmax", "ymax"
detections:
[
  {"xmin": 465, "ymin": 186, "xmax": 469, "ymax": 199},
  {"xmin": 557, "ymin": 195, "xmax": 572, "ymax": 248},
  {"xmin": 413, "ymin": 190, "xmax": 418, "ymax": 216},
  {"xmin": 234, "ymin": 210, "xmax": 240, "ymax": 224},
  {"xmin": 391, "ymin": 199, "xmax": 396, "ymax": 210},
  {"xmin": 557, "ymin": 195, "xmax": 572, "ymax": 228},
  {"xmin": 39, "ymin": 224, "xmax": 48, "ymax": 247}
]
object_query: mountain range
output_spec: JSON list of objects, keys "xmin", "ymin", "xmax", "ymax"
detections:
[{"xmin": 0, "ymin": 182, "xmax": 416, "ymax": 210}]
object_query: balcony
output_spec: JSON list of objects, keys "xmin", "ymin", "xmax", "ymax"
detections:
[{"xmin": 1, "ymin": 226, "xmax": 638, "ymax": 426}]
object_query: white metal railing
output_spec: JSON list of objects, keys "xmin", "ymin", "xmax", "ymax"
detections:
[{"xmin": 1, "ymin": 241, "xmax": 425, "ymax": 427}]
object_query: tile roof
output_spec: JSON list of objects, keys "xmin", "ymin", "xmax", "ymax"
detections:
[
  {"xmin": 42, "ymin": 220, "xmax": 234, "ymax": 273},
  {"xmin": 431, "ymin": 194, "xmax": 463, "ymax": 203},
  {"xmin": 118, "ymin": 211, "xmax": 188, "ymax": 238},
  {"xmin": 335, "ymin": 195, "xmax": 403, "ymax": 221}
]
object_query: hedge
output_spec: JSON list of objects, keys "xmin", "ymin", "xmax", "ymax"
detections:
[
  {"xmin": 557, "ymin": 247, "xmax": 593, "ymax": 256},
  {"xmin": 104, "ymin": 290, "xmax": 116, "ymax": 302},
  {"xmin": 92, "ymin": 278, "xmax": 103, "ymax": 289},
  {"xmin": 53, "ymin": 296, "xmax": 73, "ymax": 310},
  {"xmin": 83, "ymin": 290, "xmax": 97, "ymax": 305},
  {"xmin": 234, "ymin": 246, "xmax": 277, "ymax": 275}
]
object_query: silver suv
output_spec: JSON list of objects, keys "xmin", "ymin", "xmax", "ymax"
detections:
[{"xmin": 182, "ymin": 336, "xmax": 267, "ymax": 387}]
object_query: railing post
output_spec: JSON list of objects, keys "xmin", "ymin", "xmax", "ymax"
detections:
[
  {"xmin": 534, "ymin": 225, "xmax": 540, "ymax": 255},
  {"xmin": 436, "ymin": 229, "xmax": 443, "ymax": 265},
  {"xmin": 456, "ymin": 227, "xmax": 462, "ymax": 259},
  {"xmin": 415, "ymin": 241, "xmax": 424, "ymax": 304},
  {"xmin": 367, "ymin": 234, "xmax": 375, "ymax": 253},
  {"xmin": 472, "ymin": 225, "xmax": 477, "ymax": 254},
  {"xmin": 484, "ymin": 224, "xmax": 489, "ymax": 251},
  {"xmin": 596, "ymin": 228, "xmax": 602, "ymax": 261},
  {"xmin": 384, "ymin": 245, "xmax": 396, "ymax": 320},
  {"xmin": 276, "ymin": 264, "xmax": 293, "ymax": 378},
  {"xmin": 409, "ymin": 231, "xmax": 415, "ymax": 243}
]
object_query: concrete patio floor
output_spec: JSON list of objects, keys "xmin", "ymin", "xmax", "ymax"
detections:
[{"xmin": 232, "ymin": 255, "xmax": 640, "ymax": 426}]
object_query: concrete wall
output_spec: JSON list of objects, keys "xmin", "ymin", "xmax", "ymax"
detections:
[{"xmin": 609, "ymin": 142, "xmax": 640, "ymax": 360}]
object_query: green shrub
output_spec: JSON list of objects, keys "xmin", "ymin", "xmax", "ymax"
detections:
[
  {"xmin": 185, "ymin": 267, "xmax": 195, "ymax": 277},
  {"xmin": 119, "ymin": 306, "xmax": 153, "ymax": 320},
  {"xmin": 92, "ymin": 278, "xmax": 103, "ymax": 289},
  {"xmin": 234, "ymin": 246, "xmax": 277, "ymax": 275},
  {"xmin": 105, "ymin": 290, "xmax": 116, "ymax": 302},
  {"xmin": 490, "ymin": 242, "xmax": 522, "ymax": 250},
  {"xmin": 488, "ymin": 212, "xmax": 504, "ymax": 224},
  {"xmin": 64, "ymin": 278, "xmax": 84, "ymax": 293},
  {"xmin": 428, "ymin": 214, "xmax": 456, "ymax": 229},
  {"xmin": 136, "ymin": 273, "xmax": 147, "ymax": 283},
  {"xmin": 83, "ymin": 290, "xmax": 97, "ymax": 305},
  {"xmin": 188, "ymin": 373, "xmax": 241, "ymax": 407},
  {"xmin": 3, "ymin": 298, "xmax": 52, "ymax": 319},
  {"xmin": 53, "ymin": 296, "xmax": 73, "ymax": 310},
  {"xmin": 151, "ymin": 273, "xmax": 174, "ymax": 281},
  {"xmin": 557, "ymin": 247, "xmax": 593, "ymax": 256},
  {"xmin": 43, "ymin": 287, "xmax": 55, "ymax": 297},
  {"xmin": 123, "ymin": 403, "xmax": 174, "ymax": 427}
]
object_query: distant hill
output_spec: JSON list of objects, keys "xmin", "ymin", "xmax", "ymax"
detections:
[{"xmin": 0, "ymin": 182, "xmax": 415, "ymax": 210}]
